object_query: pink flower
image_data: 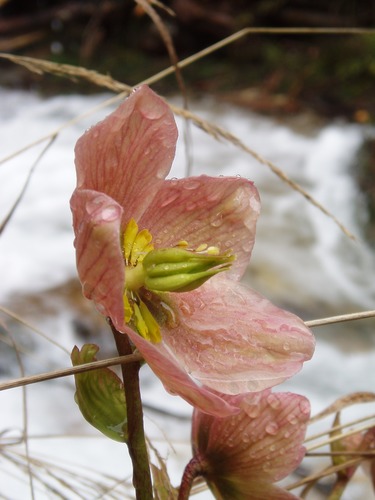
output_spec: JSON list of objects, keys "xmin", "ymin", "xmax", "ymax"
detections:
[
  {"xmin": 70, "ymin": 85, "xmax": 315, "ymax": 416},
  {"xmin": 189, "ymin": 390, "xmax": 310, "ymax": 499}
]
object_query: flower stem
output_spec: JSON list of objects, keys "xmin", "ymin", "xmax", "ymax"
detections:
[
  {"xmin": 178, "ymin": 456, "xmax": 204, "ymax": 500},
  {"xmin": 110, "ymin": 320, "xmax": 153, "ymax": 500}
]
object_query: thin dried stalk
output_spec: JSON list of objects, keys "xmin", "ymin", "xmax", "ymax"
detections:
[
  {"xmin": 309, "ymin": 392, "xmax": 375, "ymax": 424},
  {"xmin": 307, "ymin": 421, "xmax": 375, "ymax": 453},
  {"xmin": 0, "ymin": 136, "xmax": 56, "ymax": 235},
  {"xmin": 0, "ymin": 27, "xmax": 365, "ymax": 237},
  {"xmin": 0, "ymin": 309, "xmax": 374, "ymax": 392},
  {"xmin": 0, "ymin": 353, "xmax": 143, "ymax": 391}
]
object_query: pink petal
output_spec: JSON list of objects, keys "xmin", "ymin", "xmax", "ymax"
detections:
[
  {"xmin": 161, "ymin": 277, "xmax": 315, "ymax": 394},
  {"xmin": 74, "ymin": 85, "xmax": 178, "ymax": 223},
  {"xmin": 192, "ymin": 391, "xmax": 310, "ymax": 498},
  {"xmin": 70, "ymin": 189, "xmax": 125, "ymax": 326},
  {"xmin": 139, "ymin": 175, "xmax": 260, "ymax": 280},
  {"xmin": 122, "ymin": 327, "xmax": 241, "ymax": 417}
]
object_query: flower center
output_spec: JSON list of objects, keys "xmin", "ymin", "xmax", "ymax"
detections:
[
  {"xmin": 122, "ymin": 218, "xmax": 235, "ymax": 344},
  {"xmin": 122, "ymin": 218, "xmax": 160, "ymax": 343}
]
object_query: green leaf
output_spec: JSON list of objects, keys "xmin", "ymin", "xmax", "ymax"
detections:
[{"xmin": 71, "ymin": 344, "xmax": 128, "ymax": 442}]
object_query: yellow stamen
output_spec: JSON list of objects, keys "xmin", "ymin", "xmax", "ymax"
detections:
[
  {"xmin": 122, "ymin": 218, "xmax": 233, "ymax": 344},
  {"xmin": 138, "ymin": 300, "xmax": 161, "ymax": 343},
  {"xmin": 132, "ymin": 229, "xmax": 154, "ymax": 264},
  {"xmin": 123, "ymin": 218, "xmax": 139, "ymax": 264},
  {"xmin": 132, "ymin": 300, "xmax": 161, "ymax": 343},
  {"xmin": 123, "ymin": 293, "xmax": 133, "ymax": 323},
  {"xmin": 176, "ymin": 240, "xmax": 189, "ymax": 247},
  {"xmin": 206, "ymin": 246, "xmax": 220, "ymax": 255},
  {"xmin": 195, "ymin": 243, "xmax": 208, "ymax": 252}
]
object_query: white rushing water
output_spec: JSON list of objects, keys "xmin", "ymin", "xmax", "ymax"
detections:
[{"xmin": 0, "ymin": 88, "xmax": 374, "ymax": 499}]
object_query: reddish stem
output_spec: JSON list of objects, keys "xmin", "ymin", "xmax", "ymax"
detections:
[
  {"xmin": 110, "ymin": 320, "xmax": 153, "ymax": 500},
  {"xmin": 178, "ymin": 456, "xmax": 204, "ymax": 500}
]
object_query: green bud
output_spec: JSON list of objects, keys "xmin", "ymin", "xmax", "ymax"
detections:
[
  {"xmin": 71, "ymin": 344, "xmax": 128, "ymax": 442},
  {"xmin": 142, "ymin": 247, "xmax": 234, "ymax": 293}
]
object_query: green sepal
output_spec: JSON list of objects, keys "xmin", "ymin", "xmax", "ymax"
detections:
[{"xmin": 71, "ymin": 344, "xmax": 128, "ymax": 442}]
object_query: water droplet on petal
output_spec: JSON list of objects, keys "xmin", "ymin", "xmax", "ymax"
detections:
[
  {"xmin": 227, "ymin": 437, "xmax": 234, "ymax": 448},
  {"xmin": 266, "ymin": 394, "xmax": 281, "ymax": 410},
  {"xmin": 101, "ymin": 205, "xmax": 121, "ymax": 222},
  {"xmin": 287, "ymin": 414, "xmax": 298, "ymax": 425},
  {"xmin": 179, "ymin": 300, "xmax": 194, "ymax": 316},
  {"xmin": 265, "ymin": 422, "xmax": 279, "ymax": 435},
  {"xmin": 283, "ymin": 342, "xmax": 290, "ymax": 352},
  {"xmin": 184, "ymin": 179, "xmax": 200, "ymax": 190},
  {"xmin": 246, "ymin": 405, "xmax": 261, "ymax": 418},
  {"xmin": 242, "ymin": 432, "xmax": 250, "ymax": 443},
  {"xmin": 186, "ymin": 201, "xmax": 196, "ymax": 211},
  {"xmin": 160, "ymin": 191, "xmax": 179, "ymax": 208},
  {"xmin": 210, "ymin": 213, "xmax": 223, "ymax": 227},
  {"xmin": 241, "ymin": 239, "xmax": 253, "ymax": 253},
  {"xmin": 206, "ymin": 191, "xmax": 220, "ymax": 203},
  {"xmin": 262, "ymin": 461, "xmax": 272, "ymax": 473},
  {"xmin": 299, "ymin": 399, "xmax": 310, "ymax": 415}
]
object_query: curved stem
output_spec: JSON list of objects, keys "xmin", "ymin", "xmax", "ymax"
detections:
[
  {"xmin": 110, "ymin": 320, "xmax": 153, "ymax": 500},
  {"xmin": 178, "ymin": 456, "xmax": 204, "ymax": 500}
]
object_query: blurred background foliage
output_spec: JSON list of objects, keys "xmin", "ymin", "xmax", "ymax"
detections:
[
  {"xmin": 0, "ymin": 0, "xmax": 374, "ymax": 120},
  {"xmin": 1, "ymin": 0, "xmax": 375, "ymax": 235}
]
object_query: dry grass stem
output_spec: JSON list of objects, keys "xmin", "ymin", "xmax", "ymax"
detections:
[
  {"xmin": 306, "ymin": 413, "xmax": 375, "ymax": 442},
  {"xmin": 1, "ymin": 24, "xmax": 374, "ymax": 497},
  {"xmin": 306, "ymin": 421, "xmax": 375, "ymax": 452},
  {"xmin": 0, "ymin": 305, "xmax": 70, "ymax": 354},
  {"xmin": 0, "ymin": 310, "xmax": 374, "ymax": 392},
  {"xmin": 286, "ymin": 457, "xmax": 362, "ymax": 491},
  {"xmin": 0, "ymin": 353, "xmax": 143, "ymax": 392},
  {"xmin": 309, "ymin": 392, "xmax": 375, "ymax": 424},
  {"xmin": 0, "ymin": 136, "xmax": 56, "ymax": 235},
  {"xmin": 307, "ymin": 450, "xmax": 375, "ymax": 457},
  {"xmin": 305, "ymin": 310, "xmax": 375, "ymax": 327},
  {"xmin": 0, "ymin": 28, "xmax": 361, "ymax": 238}
]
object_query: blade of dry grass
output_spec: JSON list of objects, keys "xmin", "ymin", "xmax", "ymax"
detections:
[
  {"xmin": 0, "ymin": 309, "xmax": 374, "ymax": 392},
  {"xmin": 7, "ymin": 329, "xmax": 35, "ymax": 499},
  {"xmin": 135, "ymin": 0, "xmax": 193, "ymax": 176},
  {"xmin": 0, "ymin": 136, "xmax": 56, "ymax": 235},
  {"xmin": 1, "ymin": 26, "xmax": 371, "ymax": 237},
  {"xmin": 0, "ymin": 352, "xmax": 143, "ymax": 391},
  {"xmin": 309, "ymin": 392, "xmax": 375, "ymax": 424},
  {"xmin": 0, "ymin": 305, "xmax": 70, "ymax": 354}
]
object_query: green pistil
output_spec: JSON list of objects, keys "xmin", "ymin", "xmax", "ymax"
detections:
[
  {"xmin": 124, "ymin": 263, "xmax": 146, "ymax": 291},
  {"xmin": 121, "ymin": 217, "xmax": 235, "ymax": 344}
]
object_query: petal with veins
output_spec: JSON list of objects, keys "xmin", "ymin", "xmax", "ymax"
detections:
[
  {"xmin": 192, "ymin": 391, "xmax": 310, "ymax": 499},
  {"xmin": 74, "ymin": 86, "xmax": 178, "ymax": 222},
  {"xmin": 161, "ymin": 277, "xmax": 315, "ymax": 394},
  {"xmin": 71, "ymin": 189, "xmax": 125, "ymax": 326},
  {"xmin": 140, "ymin": 175, "xmax": 260, "ymax": 280}
]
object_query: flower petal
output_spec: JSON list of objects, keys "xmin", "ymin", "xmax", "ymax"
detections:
[
  {"xmin": 122, "ymin": 327, "xmax": 241, "ymax": 417},
  {"xmin": 74, "ymin": 85, "xmax": 178, "ymax": 222},
  {"xmin": 161, "ymin": 277, "xmax": 315, "ymax": 394},
  {"xmin": 192, "ymin": 391, "xmax": 310, "ymax": 498},
  {"xmin": 70, "ymin": 189, "xmax": 125, "ymax": 326},
  {"xmin": 139, "ymin": 175, "xmax": 260, "ymax": 280}
]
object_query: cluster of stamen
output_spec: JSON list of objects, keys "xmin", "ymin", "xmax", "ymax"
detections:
[
  {"xmin": 122, "ymin": 219, "xmax": 160, "ymax": 342},
  {"xmin": 122, "ymin": 218, "xmax": 234, "ymax": 344}
]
